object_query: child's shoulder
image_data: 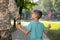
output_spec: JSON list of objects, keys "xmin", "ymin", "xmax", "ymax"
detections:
[
  {"xmin": 29, "ymin": 21, "xmax": 36, "ymax": 25},
  {"xmin": 29, "ymin": 21, "xmax": 33, "ymax": 24},
  {"xmin": 39, "ymin": 22, "xmax": 44, "ymax": 25},
  {"xmin": 29, "ymin": 21, "xmax": 34, "ymax": 24}
]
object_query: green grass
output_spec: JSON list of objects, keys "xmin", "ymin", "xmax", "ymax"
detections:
[
  {"xmin": 43, "ymin": 21, "xmax": 60, "ymax": 40},
  {"xmin": 43, "ymin": 21, "xmax": 60, "ymax": 30}
]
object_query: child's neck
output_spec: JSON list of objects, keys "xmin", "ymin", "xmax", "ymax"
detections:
[{"xmin": 34, "ymin": 19, "xmax": 39, "ymax": 22}]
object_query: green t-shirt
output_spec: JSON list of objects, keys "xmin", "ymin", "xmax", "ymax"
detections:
[{"xmin": 27, "ymin": 21, "xmax": 46, "ymax": 40}]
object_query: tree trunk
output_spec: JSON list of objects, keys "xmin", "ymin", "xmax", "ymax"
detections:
[
  {"xmin": 0, "ymin": 0, "xmax": 20, "ymax": 40},
  {"xmin": 19, "ymin": 0, "xmax": 24, "ymax": 19}
]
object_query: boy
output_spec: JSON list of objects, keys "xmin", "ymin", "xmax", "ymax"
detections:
[{"xmin": 16, "ymin": 10, "xmax": 51, "ymax": 40}]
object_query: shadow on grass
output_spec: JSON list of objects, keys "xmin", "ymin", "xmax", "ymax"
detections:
[{"xmin": 47, "ymin": 29, "xmax": 60, "ymax": 40}]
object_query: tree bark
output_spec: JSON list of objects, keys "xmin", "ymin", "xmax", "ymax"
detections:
[{"xmin": 0, "ymin": 0, "xmax": 20, "ymax": 40}]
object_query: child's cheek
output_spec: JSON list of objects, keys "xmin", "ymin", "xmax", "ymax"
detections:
[{"xmin": 32, "ymin": 15, "xmax": 34, "ymax": 18}]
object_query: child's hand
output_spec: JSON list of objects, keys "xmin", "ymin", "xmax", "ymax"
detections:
[
  {"xmin": 48, "ymin": 24, "xmax": 51, "ymax": 29},
  {"xmin": 16, "ymin": 23, "xmax": 21, "ymax": 30},
  {"xmin": 16, "ymin": 24, "xmax": 21, "ymax": 30}
]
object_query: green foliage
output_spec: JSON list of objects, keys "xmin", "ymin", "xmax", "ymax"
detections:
[
  {"xmin": 41, "ymin": 0, "xmax": 60, "ymax": 12},
  {"xmin": 16, "ymin": 0, "xmax": 38, "ymax": 10}
]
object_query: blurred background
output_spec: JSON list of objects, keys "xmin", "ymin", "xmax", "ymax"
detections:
[
  {"xmin": 14, "ymin": 0, "xmax": 60, "ymax": 21},
  {"xmin": 11, "ymin": 0, "xmax": 60, "ymax": 40}
]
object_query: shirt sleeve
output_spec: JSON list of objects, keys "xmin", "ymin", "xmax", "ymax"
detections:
[
  {"xmin": 26, "ymin": 22, "xmax": 32, "ymax": 31},
  {"xmin": 8, "ymin": 0, "xmax": 20, "ymax": 20},
  {"xmin": 42, "ymin": 23, "xmax": 46, "ymax": 31}
]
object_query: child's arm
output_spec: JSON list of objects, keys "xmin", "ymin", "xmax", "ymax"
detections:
[
  {"xmin": 16, "ymin": 23, "xmax": 30, "ymax": 35},
  {"xmin": 44, "ymin": 24, "xmax": 51, "ymax": 34}
]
